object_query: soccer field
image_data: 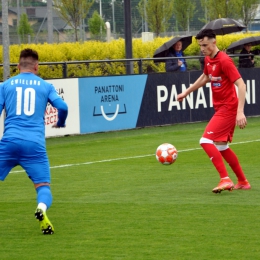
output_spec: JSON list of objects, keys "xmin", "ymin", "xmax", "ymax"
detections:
[{"xmin": 1, "ymin": 117, "xmax": 260, "ymax": 260}]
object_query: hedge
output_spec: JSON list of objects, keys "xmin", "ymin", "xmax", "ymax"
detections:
[{"xmin": 0, "ymin": 32, "xmax": 260, "ymax": 79}]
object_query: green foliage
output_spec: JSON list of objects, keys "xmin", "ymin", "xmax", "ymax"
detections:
[
  {"xmin": 38, "ymin": 64, "xmax": 63, "ymax": 79},
  {"xmin": 202, "ymin": 0, "xmax": 242, "ymax": 20},
  {"xmin": 17, "ymin": 13, "xmax": 33, "ymax": 44},
  {"xmin": 240, "ymin": 0, "xmax": 260, "ymax": 30},
  {"xmin": 88, "ymin": 10, "xmax": 106, "ymax": 40},
  {"xmin": 201, "ymin": 0, "xmax": 260, "ymax": 26},
  {"xmin": 1, "ymin": 32, "xmax": 260, "ymax": 79},
  {"xmin": 138, "ymin": 0, "xmax": 174, "ymax": 37},
  {"xmin": 173, "ymin": 0, "xmax": 197, "ymax": 31},
  {"xmin": 187, "ymin": 59, "xmax": 201, "ymax": 70},
  {"xmin": 1, "ymin": 117, "xmax": 260, "ymax": 259},
  {"xmin": 53, "ymin": 0, "xmax": 94, "ymax": 41}
]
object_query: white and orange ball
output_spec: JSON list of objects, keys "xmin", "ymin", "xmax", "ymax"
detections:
[{"xmin": 156, "ymin": 143, "xmax": 178, "ymax": 165}]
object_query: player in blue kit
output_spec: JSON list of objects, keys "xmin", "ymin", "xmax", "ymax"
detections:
[{"xmin": 0, "ymin": 48, "xmax": 68, "ymax": 234}]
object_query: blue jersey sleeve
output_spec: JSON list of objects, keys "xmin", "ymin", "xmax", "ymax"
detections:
[
  {"xmin": 47, "ymin": 83, "xmax": 61, "ymax": 103},
  {"xmin": 50, "ymin": 98, "xmax": 68, "ymax": 127},
  {"xmin": 46, "ymin": 83, "xmax": 68, "ymax": 126}
]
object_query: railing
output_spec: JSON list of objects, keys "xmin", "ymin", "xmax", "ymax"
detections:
[{"xmin": 0, "ymin": 54, "xmax": 255, "ymax": 80}]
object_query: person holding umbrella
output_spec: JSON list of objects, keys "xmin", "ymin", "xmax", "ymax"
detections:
[
  {"xmin": 177, "ymin": 29, "xmax": 250, "ymax": 193},
  {"xmin": 165, "ymin": 40, "xmax": 187, "ymax": 72},
  {"xmin": 153, "ymin": 35, "xmax": 192, "ymax": 70},
  {"xmin": 239, "ymin": 43, "xmax": 255, "ymax": 68}
]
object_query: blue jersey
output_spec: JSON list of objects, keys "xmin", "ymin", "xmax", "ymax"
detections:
[{"xmin": 0, "ymin": 72, "xmax": 63, "ymax": 146}]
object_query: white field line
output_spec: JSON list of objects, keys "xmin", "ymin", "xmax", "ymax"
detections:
[{"xmin": 11, "ymin": 139, "xmax": 260, "ymax": 173}]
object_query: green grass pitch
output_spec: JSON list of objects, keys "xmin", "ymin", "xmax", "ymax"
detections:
[{"xmin": 1, "ymin": 117, "xmax": 260, "ymax": 260}]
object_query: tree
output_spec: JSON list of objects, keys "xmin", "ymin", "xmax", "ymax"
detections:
[
  {"xmin": 17, "ymin": 13, "xmax": 33, "ymax": 43},
  {"xmin": 200, "ymin": 0, "xmax": 242, "ymax": 20},
  {"xmin": 88, "ymin": 10, "xmax": 105, "ymax": 40},
  {"xmin": 173, "ymin": 0, "xmax": 196, "ymax": 31},
  {"xmin": 132, "ymin": 5, "xmax": 142, "ymax": 34},
  {"xmin": 199, "ymin": 0, "xmax": 259, "ymax": 30},
  {"xmin": 53, "ymin": 0, "xmax": 94, "ymax": 41},
  {"xmin": 137, "ymin": 0, "xmax": 174, "ymax": 37},
  {"xmin": 240, "ymin": 0, "xmax": 260, "ymax": 30}
]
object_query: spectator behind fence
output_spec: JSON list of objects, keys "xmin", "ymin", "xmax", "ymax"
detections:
[
  {"xmin": 165, "ymin": 41, "xmax": 187, "ymax": 72},
  {"xmin": 239, "ymin": 43, "xmax": 255, "ymax": 68}
]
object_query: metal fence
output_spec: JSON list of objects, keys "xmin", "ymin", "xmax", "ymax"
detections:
[{"xmin": 0, "ymin": 54, "xmax": 256, "ymax": 80}]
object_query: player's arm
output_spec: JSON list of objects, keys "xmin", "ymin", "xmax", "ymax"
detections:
[
  {"xmin": 234, "ymin": 77, "xmax": 247, "ymax": 129},
  {"xmin": 177, "ymin": 73, "xmax": 209, "ymax": 102},
  {"xmin": 50, "ymin": 98, "xmax": 68, "ymax": 128},
  {"xmin": 222, "ymin": 57, "xmax": 247, "ymax": 129},
  {"xmin": 0, "ymin": 104, "xmax": 4, "ymax": 116}
]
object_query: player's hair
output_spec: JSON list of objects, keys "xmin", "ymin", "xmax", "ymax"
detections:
[
  {"xmin": 195, "ymin": 29, "xmax": 216, "ymax": 40},
  {"xmin": 19, "ymin": 48, "xmax": 38, "ymax": 68}
]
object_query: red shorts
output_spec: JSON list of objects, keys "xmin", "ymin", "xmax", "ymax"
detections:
[{"xmin": 202, "ymin": 107, "xmax": 236, "ymax": 143}]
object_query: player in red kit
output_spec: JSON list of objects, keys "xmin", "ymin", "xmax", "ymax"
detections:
[{"xmin": 177, "ymin": 29, "xmax": 251, "ymax": 193}]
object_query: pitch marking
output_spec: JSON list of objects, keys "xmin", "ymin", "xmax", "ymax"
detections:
[{"xmin": 11, "ymin": 139, "xmax": 260, "ymax": 173}]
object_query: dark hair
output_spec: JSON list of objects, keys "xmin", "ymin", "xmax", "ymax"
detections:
[
  {"xmin": 195, "ymin": 29, "xmax": 216, "ymax": 40},
  {"xmin": 19, "ymin": 48, "xmax": 39, "ymax": 61}
]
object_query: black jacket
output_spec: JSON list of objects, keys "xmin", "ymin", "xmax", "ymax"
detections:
[
  {"xmin": 239, "ymin": 48, "xmax": 254, "ymax": 68},
  {"xmin": 165, "ymin": 49, "xmax": 187, "ymax": 72}
]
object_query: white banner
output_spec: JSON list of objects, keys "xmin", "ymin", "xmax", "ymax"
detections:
[{"xmin": 45, "ymin": 78, "xmax": 80, "ymax": 138}]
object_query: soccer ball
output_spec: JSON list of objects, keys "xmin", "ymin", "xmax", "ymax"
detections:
[{"xmin": 156, "ymin": 143, "xmax": 178, "ymax": 165}]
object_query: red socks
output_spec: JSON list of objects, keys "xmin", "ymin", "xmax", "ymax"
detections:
[
  {"xmin": 220, "ymin": 148, "xmax": 247, "ymax": 182},
  {"xmin": 200, "ymin": 143, "xmax": 229, "ymax": 178},
  {"xmin": 200, "ymin": 143, "xmax": 246, "ymax": 181}
]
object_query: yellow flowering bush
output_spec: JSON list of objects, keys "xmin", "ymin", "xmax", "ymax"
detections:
[{"xmin": 0, "ymin": 32, "xmax": 259, "ymax": 79}]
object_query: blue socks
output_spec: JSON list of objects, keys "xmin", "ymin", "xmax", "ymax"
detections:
[{"xmin": 36, "ymin": 186, "xmax": 53, "ymax": 210}]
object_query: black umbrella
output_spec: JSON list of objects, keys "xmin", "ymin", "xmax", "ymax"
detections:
[
  {"xmin": 153, "ymin": 35, "xmax": 192, "ymax": 62},
  {"xmin": 227, "ymin": 36, "xmax": 260, "ymax": 53},
  {"xmin": 200, "ymin": 18, "xmax": 246, "ymax": 35}
]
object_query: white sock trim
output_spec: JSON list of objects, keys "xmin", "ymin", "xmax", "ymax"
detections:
[
  {"xmin": 37, "ymin": 203, "xmax": 47, "ymax": 212},
  {"xmin": 215, "ymin": 144, "xmax": 229, "ymax": 151},
  {"xmin": 199, "ymin": 137, "xmax": 213, "ymax": 144}
]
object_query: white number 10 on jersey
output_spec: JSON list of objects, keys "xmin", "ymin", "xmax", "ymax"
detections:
[{"xmin": 16, "ymin": 87, "xmax": 35, "ymax": 116}]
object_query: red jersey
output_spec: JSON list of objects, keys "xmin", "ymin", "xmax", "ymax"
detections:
[{"xmin": 203, "ymin": 51, "xmax": 241, "ymax": 110}]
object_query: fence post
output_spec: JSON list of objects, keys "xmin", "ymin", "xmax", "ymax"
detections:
[
  {"xmin": 62, "ymin": 62, "xmax": 67, "ymax": 78},
  {"xmin": 138, "ymin": 59, "xmax": 143, "ymax": 74}
]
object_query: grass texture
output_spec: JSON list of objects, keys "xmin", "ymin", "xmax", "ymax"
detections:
[{"xmin": 1, "ymin": 117, "xmax": 260, "ymax": 260}]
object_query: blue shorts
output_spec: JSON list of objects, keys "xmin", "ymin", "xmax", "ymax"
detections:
[{"xmin": 0, "ymin": 138, "xmax": 51, "ymax": 184}]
